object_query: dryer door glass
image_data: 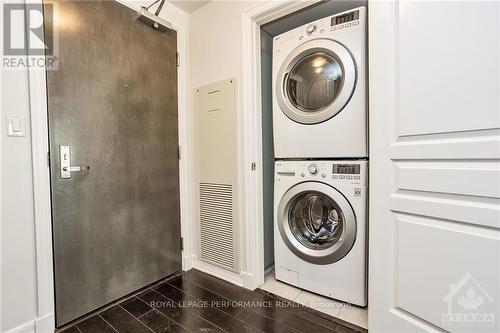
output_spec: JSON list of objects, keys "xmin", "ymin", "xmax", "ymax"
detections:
[
  {"xmin": 288, "ymin": 191, "xmax": 344, "ymax": 250},
  {"xmin": 276, "ymin": 39, "xmax": 356, "ymax": 125},
  {"xmin": 286, "ymin": 53, "xmax": 343, "ymax": 112}
]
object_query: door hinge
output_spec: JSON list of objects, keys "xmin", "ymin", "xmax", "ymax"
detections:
[
  {"xmin": 251, "ymin": 162, "xmax": 256, "ymax": 171},
  {"xmin": 176, "ymin": 52, "xmax": 180, "ymax": 67},
  {"xmin": 47, "ymin": 151, "xmax": 51, "ymax": 167},
  {"xmin": 178, "ymin": 145, "xmax": 181, "ymax": 160},
  {"xmin": 180, "ymin": 237, "xmax": 184, "ymax": 251}
]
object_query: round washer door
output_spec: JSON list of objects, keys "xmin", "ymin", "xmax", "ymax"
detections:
[
  {"xmin": 277, "ymin": 182, "xmax": 356, "ymax": 265},
  {"xmin": 276, "ymin": 39, "xmax": 356, "ymax": 125}
]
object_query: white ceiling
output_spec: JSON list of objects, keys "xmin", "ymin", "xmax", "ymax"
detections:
[{"xmin": 170, "ymin": 0, "xmax": 210, "ymax": 13}]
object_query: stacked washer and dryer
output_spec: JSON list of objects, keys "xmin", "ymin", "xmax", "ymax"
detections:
[{"xmin": 272, "ymin": 7, "xmax": 367, "ymax": 306}]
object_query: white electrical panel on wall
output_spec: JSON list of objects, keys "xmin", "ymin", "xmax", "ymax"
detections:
[{"xmin": 194, "ymin": 78, "xmax": 240, "ymax": 273}]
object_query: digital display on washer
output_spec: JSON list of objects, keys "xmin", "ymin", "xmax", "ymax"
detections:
[
  {"xmin": 331, "ymin": 10, "xmax": 359, "ymax": 26},
  {"xmin": 332, "ymin": 164, "xmax": 360, "ymax": 175}
]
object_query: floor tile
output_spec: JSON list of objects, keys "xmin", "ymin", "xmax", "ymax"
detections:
[
  {"xmin": 121, "ymin": 297, "xmax": 152, "ymax": 317},
  {"xmin": 195, "ymin": 306, "xmax": 256, "ymax": 333},
  {"xmin": 236, "ymin": 309, "xmax": 294, "ymax": 333},
  {"xmin": 138, "ymin": 289, "xmax": 223, "ymax": 332},
  {"xmin": 294, "ymin": 290, "xmax": 346, "ymax": 317},
  {"xmin": 265, "ymin": 270, "xmax": 275, "ymax": 282},
  {"xmin": 184, "ymin": 270, "xmax": 254, "ymax": 302},
  {"xmin": 101, "ymin": 305, "xmax": 153, "ymax": 333},
  {"xmin": 185, "ymin": 270, "xmax": 342, "ymax": 333},
  {"xmin": 260, "ymin": 275, "xmax": 302, "ymax": 300},
  {"xmin": 139, "ymin": 309, "xmax": 189, "ymax": 333},
  {"xmin": 167, "ymin": 275, "xmax": 243, "ymax": 316},
  {"xmin": 59, "ymin": 326, "xmax": 82, "ymax": 333},
  {"xmin": 154, "ymin": 282, "xmax": 196, "ymax": 303},
  {"xmin": 76, "ymin": 314, "xmax": 117, "ymax": 333},
  {"xmin": 256, "ymin": 288, "xmax": 342, "ymax": 332},
  {"xmin": 60, "ymin": 269, "xmax": 365, "ymax": 333},
  {"xmin": 156, "ymin": 281, "xmax": 254, "ymax": 333},
  {"xmin": 245, "ymin": 294, "xmax": 338, "ymax": 333},
  {"xmin": 337, "ymin": 304, "xmax": 368, "ymax": 329}
]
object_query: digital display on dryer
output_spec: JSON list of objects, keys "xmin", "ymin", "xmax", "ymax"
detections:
[
  {"xmin": 332, "ymin": 164, "xmax": 360, "ymax": 175},
  {"xmin": 331, "ymin": 10, "xmax": 359, "ymax": 26}
]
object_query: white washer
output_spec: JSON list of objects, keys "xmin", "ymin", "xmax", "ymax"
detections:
[
  {"xmin": 274, "ymin": 160, "xmax": 367, "ymax": 306},
  {"xmin": 273, "ymin": 7, "xmax": 367, "ymax": 159}
]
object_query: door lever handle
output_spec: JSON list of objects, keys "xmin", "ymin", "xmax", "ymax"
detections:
[
  {"xmin": 60, "ymin": 145, "xmax": 90, "ymax": 179},
  {"xmin": 63, "ymin": 166, "xmax": 90, "ymax": 172}
]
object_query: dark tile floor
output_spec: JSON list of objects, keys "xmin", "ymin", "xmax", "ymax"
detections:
[{"xmin": 59, "ymin": 269, "xmax": 367, "ymax": 333}]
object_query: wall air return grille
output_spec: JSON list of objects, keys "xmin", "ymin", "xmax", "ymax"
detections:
[
  {"xmin": 199, "ymin": 182, "xmax": 237, "ymax": 271},
  {"xmin": 195, "ymin": 78, "xmax": 239, "ymax": 274}
]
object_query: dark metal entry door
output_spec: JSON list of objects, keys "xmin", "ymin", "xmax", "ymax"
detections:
[{"xmin": 45, "ymin": 1, "xmax": 181, "ymax": 326}]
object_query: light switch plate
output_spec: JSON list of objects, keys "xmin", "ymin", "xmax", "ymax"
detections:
[{"xmin": 7, "ymin": 115, "xmax": 26, "ymax": 137}]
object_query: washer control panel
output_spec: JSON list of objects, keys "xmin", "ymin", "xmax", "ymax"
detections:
[
  {"xmin": 308, "ymin": 164, "xmax": 319, "ymax": 175},
  {"xmin": 275, "ymin": 160, "xmax": 367, "ymax": 186},
  {"xmin": 305, "ymin": 24, "xmax": 317, "ymax": 35},
  {"xmin": 332, "ymin": 163, "xmax": 362, "ymax": 181}
]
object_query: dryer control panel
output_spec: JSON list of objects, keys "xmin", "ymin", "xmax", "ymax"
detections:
[
  {"xmin": 273, "ymin": 6, "xmax": 366, "ymax": 52},
  {"xmin": 331, "ymin": 10, "xmax": 360, "ymax": 27}
]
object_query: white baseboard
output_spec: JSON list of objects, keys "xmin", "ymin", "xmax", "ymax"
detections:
[
  {"xmin": 35, "ymin": 312, "xmax": 54, "ymax": 333},
  {"xmin": 192, "ymin": 259, "xmax": 244, "ymax": 287},
  {"xmin": 242, "ymin": 271, "xmax": 256, "ymax": 290},
  {"xmin": 4, "ymin": 312, "xmax": 54, "ymax": 333},
  {"xmin": 4, "ymin": 320, "xmax": 34, "ymax": 333},
  {"xmin": 182, "ymin": 254, "xmax": 195, "ymax": 271}
]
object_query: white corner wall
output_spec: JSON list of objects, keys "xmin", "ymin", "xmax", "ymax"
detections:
[
  {"xmin": 190, "ymin": 1, "xmax": 257, "ymax": 89},
  {"xmin": 0, "ymin": 49, "xmax": 38, "ymax": 333},
  {"xmin": 189, "ymin": 0, "xmax": 260, "ymax": 283}
]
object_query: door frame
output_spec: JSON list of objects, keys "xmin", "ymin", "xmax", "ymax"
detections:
[
  {"xmin": 240, "ymin": 0, "xmax": 322, "ymax": 290},
  {"xmin": 28, "ymin": 1, "xmax": 191, "ymax": 331}
]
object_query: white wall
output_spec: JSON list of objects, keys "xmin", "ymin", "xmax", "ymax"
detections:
[
  {"xmin": 0, "ymin": 48, "xmax": 38, "ymax": 333},
  {"xmin": 189, "ymin": 0, "xmax": 258, "ymax": 278},
  {"xmin": 0, "ymin": 2, "xmax": 38, "ymax": 331},
  {"xmin": 0, "ymin": 1, "xmax": 189, "ymax": 332},
  {"xmin": 190, "ymin": 1, "xmax": 257, "ymax": 88}
]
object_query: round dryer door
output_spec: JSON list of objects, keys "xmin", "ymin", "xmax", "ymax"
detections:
[
  {"xmin": 277, "ymin": 182, "xmax": 356, "ymax": 264},
  {"xmin": 276, "ymin": 39, "xmax": 356, "ymax": 125}
]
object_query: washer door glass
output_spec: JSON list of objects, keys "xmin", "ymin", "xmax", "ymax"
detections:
[
  {"xmin": 277, "ymin": 182, "xmax": 356, "ymax": 265},
  {"xmin": 276, "ymin": 39, "xmax": 356, "ymax": 125},
  {"xmin": 288, "ymin": 191, "xmax": 344, "ymax": 250},
  {"xmin": 287, "ymin": 53, "xmax": 343, "ymax": 112}
]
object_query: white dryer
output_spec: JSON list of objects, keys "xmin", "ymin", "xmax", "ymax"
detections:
[
  {"xmin": 274, "ymin": 160, "xmax": 367, "ymax": 306},
  {"xmin": 273, "ymin": 7, "xmax": 367, "ymax": 158}
]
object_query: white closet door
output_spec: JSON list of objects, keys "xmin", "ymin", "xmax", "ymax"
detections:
[{"xmin": 369, "ymin": 1, "xmax": 500, "ymax": 332}]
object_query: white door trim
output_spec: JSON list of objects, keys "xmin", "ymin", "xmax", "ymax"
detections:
[
  {"xmin": 28, "ymin": 1, "xmax": 191, "ymax": 332},
  {"xmin": 240, "ymin": 0, "xmax": 321, "ymax": 290},
  {"xmin": 27, "ymin": 1, "xmax": 56, "ymax": 330}
]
